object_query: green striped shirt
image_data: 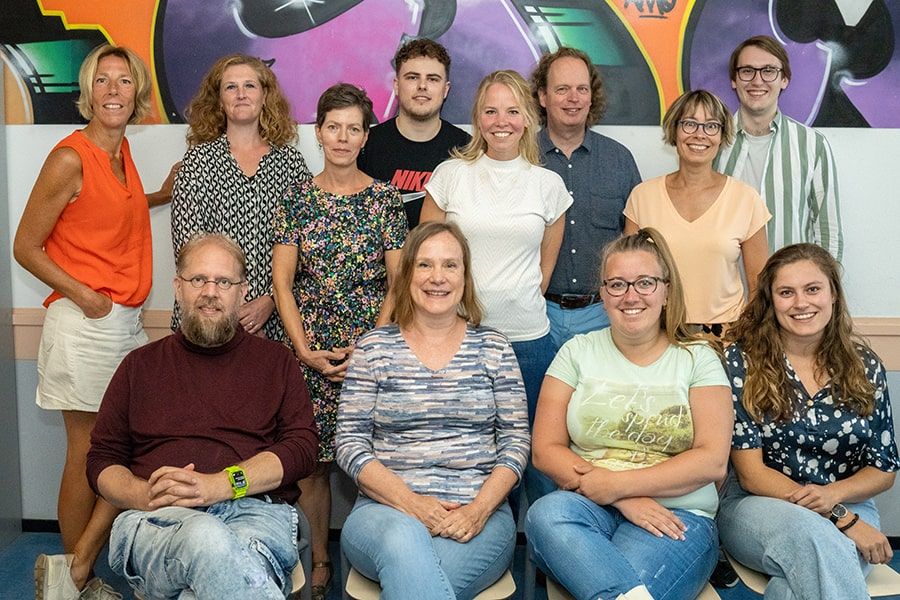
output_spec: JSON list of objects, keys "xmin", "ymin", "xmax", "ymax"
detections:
[{"xmin": 715, "ymin": 112, "xmax": 843, "ymax": 260}]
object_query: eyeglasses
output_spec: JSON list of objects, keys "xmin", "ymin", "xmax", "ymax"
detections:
[
  {"xmin": 735, "ymin": 65, "xmax": 783, "ymax": 82},
  {"xmin": 679, "ymin": 119, "xmax": 722, "ymax": 136},
  {"xmin": 179, "ymin": 275, "xmax": 244, "ymax": 290},
  {"xmin": 602, "ymin": 276, "xmax": 668, "ymax": 297}
]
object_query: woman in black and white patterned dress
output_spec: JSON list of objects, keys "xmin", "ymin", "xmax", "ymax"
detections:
[{"xmin": 171, "ymin": 53, "xmax": 310, "ymax": 340}]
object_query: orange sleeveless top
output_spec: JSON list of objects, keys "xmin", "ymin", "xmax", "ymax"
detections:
[{"xmin": 43, "ymin": 130, "xmax": 152, "ymax": 307}]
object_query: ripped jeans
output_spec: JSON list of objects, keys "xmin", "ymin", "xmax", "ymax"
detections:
[
  {"xmin": 109, "ymin": 497, "xmax": 298, "ymax": 600},
  {"xmin": 526, "ymin": 491, "xmax": 718, "ymax": 600}
]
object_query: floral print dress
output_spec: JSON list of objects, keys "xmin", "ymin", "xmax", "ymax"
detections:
[{"xmin": 273, "ymin": 178, "xmax": 407, "ymax": 461}]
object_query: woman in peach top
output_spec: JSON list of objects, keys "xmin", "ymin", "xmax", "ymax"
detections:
[{"xmin": 624, "ymin": 90, "xmax": 769, "ymax": 338}]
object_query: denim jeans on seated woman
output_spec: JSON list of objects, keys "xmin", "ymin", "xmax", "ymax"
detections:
[
  {"xmin": 109, "ymin": 497, "xmax": 298, "ymax": 600},
  {"xmin": 526, "ymin": 491, "xmax": 718, "ymax": 600},
  {"xmin": 511, "ymin": 333, "xmax": 559, "ymax": 504},
  {"xmin": 341, "ymin": 496, "xmax": 516, "ymax": 600},
  {"xmin": 717, "ymin": 472, "xmax": 876, "ymax": 600}
]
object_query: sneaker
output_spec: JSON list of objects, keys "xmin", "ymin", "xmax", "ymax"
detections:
[
  {"xmin": 709, "ymin": 557, "xmax": 739, "ymax": 588},
  {"xmin": 79, "ymin": 579, "xmax": 122, "ymax": 600},
  {"xmin": 34, "ymin": 553, "xmax": 79, "ymax": 600}
]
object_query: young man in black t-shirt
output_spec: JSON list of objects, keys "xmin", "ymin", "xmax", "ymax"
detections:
[{"xmin": 358, "ymin": 38, "xmax": 470, "ymax": 228}]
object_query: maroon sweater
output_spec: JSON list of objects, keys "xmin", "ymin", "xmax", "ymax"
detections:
[{"xmin": 87, "ymin": 329, "xmax": 318, "ymax": 504}]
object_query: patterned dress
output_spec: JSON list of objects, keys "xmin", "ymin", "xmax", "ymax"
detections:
[
  {"xmin": 171, "ymin": 134, "xmax": 311, "ymax": 340},
  {"xmin": 273, "ymin": 179, "xmax": 407, "ymax": 461}
]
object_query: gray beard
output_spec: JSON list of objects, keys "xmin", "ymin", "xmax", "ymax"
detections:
[{"xmin": 181, "ymin": 309, "xmax": 238, "ymax": 347}]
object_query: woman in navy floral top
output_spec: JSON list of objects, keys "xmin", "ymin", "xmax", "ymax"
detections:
[{"xmin": 718, "ymin": 243, "xmax": 899, "ymax": 600}]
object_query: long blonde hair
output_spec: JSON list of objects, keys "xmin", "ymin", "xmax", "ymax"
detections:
[
  {"xmin": 599, "ymin": 228, "xmax": 705, "ymax": 349},
  {"xmin": 391, "ymin": 222, "xmax": 483, "ymax": 328},
  {"xmin": 726, "ymin": 244, "xmax": 874, "ymax": 423},
  {"xmin": 453, "ymin": 70, "xmax": 541, "ymax": 165}
]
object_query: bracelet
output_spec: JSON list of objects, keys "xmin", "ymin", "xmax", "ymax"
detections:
[{"xmin": 838, "ymin": 513, "xmax": 860, "ymax": 532}]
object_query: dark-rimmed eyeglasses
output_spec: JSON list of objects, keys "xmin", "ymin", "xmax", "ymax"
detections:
[
  {"xmin": 679, "ymin": 119, "xmax": 722, "ymax": 136},
  {"xmin": 179, "ymin": 275, "xmax": 245, "ymax": 290},
  {"xmin": 602, "ymin": 276, "xmax": 668, "ymax": 297},
  {"xmin": 735, "ymin": 65, "xmax": 783, "ymax": 82}
]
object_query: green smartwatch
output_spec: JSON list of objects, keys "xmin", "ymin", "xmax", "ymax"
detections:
[{"xmin": 224, "ymin": 466, "xmax": 249, "ymax": 499}]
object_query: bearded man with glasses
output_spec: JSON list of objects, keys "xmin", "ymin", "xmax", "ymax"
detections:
[{"xmin": 715, "ymin": 35, "xmax": 843, "ymax": 260}]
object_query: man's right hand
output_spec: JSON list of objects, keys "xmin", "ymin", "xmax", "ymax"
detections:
[{"xmin": 148, "ymin": 463, "xmax": 231, "ymax": 509}]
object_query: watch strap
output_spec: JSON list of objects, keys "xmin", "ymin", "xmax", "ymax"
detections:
[
  {"xmin": 224, "ymin": 465, "xmax": 248, "ymax": 499},
  {"xmin": 838, "ymin": 513, "xmax": 860, "ymax": 533}
]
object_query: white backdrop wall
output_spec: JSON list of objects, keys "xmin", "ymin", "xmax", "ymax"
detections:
[{"xmin": 6, "ymin": 124, "xmax": 900, "ymax": 529}]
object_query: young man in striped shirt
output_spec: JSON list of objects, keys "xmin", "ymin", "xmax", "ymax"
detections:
[{"xmin": 715, "ymin": 35, "xmax": 843, "ymax": 260}]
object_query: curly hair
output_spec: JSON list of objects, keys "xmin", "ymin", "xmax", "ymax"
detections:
[
  {"xmin": 391, "ymin": 222, "xmax": 482, "ymax": 328},
  {"xmin": 662, "ymin": 89, "xmax": 735, "ymax": 147},
  {"xmin": 726, "ymin": 244, "xmax": 874, "ymax": 423},
  {"xmin": 393, "ymin": 38, "xmax": 451, "ymax": 77},
  {"xmin": 454, "ymin": 70, "xmax": 541, "ymax": 165},
  {"xmin": 77, "ymin": 44, "xmax": 151, "ymax": 124},
  {"xmin": 315, "ymin": 83, "xmax": 376, "ymax": 132},
  {"xmin": 530, "ymin": 47, "xmax": 607, "ymax": 127},
  {"xmin": 185, "ymin": 54, "xmax": 297, "ymax": 147},
  {"xmin": 599, "ymin": 228, "xmax": 708, "ymax": 350}
]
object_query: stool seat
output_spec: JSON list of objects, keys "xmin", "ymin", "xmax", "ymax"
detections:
[
  {"xmin": 345, "ymin": 567, "xmax": 515, "ymax": 600},
  {"xmin": 725, "ymin": 552, "xmax": 900, "ymax": 597},
  {"xmin": 546, "ymin": 579, "xmax": 720, "ymax": 600}
]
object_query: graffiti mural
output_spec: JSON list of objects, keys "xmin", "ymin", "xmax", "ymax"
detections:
[{"xmin": 2, "ymin": 0, "xmax": 898, "ymax": 127}]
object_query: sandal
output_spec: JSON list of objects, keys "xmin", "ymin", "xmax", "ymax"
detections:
[{"xmin": 311, "ymin": 560, "xmax": 333, "ymax": 600}]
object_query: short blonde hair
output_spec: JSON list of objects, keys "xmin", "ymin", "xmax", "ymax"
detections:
[
  {"xmin": 662, "ymin": 90, "xmax": 734, "ymax": 147},
  {"xmin": 391, "ymin": 222, "xmax": 482, "ymax": 328},
  {"xmin": 77, "ymin": 45, "xmax": 151, "ymax": 124},
  {"xmin": 454, "ymin": 70, "xmax": 541, "ymax": 166}
]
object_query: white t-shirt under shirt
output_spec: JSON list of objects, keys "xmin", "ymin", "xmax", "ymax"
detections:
[
  {"xmin": 735, "ymin": 132, "xmax": 774, "ymax": 192},
  {"xmin": 546, "ymin": 328, "xmax": 729, "ymax": 518},
  {"xmin": 425, "ymin": 155, "xmax": 572, "ymax": 342}
]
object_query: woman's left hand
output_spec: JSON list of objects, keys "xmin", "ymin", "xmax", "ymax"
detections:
[
  {"xmin": 433, "ymin": 502, "xmax": 490, "ymax": 543},
  {"xmin": 785, "ymin": 483, "xmax": 840, "ymax": 516},
  {"xmin": 239, "ymin": 296, "xmax": 276, "ymax": 335},
  {"xmin": 844, "ymin": 518, "xmax": 894, "ymax": 564}
]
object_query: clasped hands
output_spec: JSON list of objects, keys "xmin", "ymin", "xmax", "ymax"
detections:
[
  {"xmin": 407, "ymin": 494, "xmax": 489, "ymax": 544},
  {"xmin": 299, "ymin": 345, "xmax": 353, "ymax": 382},
  {"xmin": 563, "ymin": 462, "xmax": 688, "ymax": 541},
  {"xmin": 787, "ymin": 484, "xmax": 893, "ymax": 564},
  {"xmin": 144, "ymin": 463, "xmax": 228, "ymax": 510}
]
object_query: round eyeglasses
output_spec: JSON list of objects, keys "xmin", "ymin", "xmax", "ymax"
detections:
[
  {"xmin": 179, "ymin": 275, "xmax": 244, "ymax": 290},
  {"xmin": 602, "ymin": 276, "xmax": 668, "ymax": 297},
  {"xmin": 735, "ymin": 66, "xmax": 783, "ymax": 82},
  {"xmin": 679, "ymin": 119, "xmax": 722, "ymax": 136}
]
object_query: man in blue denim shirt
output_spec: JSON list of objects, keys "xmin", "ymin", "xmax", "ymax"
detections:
[
  {"xmin": 530, "ymin": 47, "xmax": 642, "ymax": 350},
  {"xmin": 67, "ymin": 234, "xmax": 317, "ymax": 600}
]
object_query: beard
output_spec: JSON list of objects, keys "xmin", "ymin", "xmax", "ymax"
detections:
[
  {"xmin": 399, "ymin": 98, "xmax": 441, "ymax": 122},
  {"xmin": 180, "ymin": 297, "xmax": 238, "ymax": 347}
]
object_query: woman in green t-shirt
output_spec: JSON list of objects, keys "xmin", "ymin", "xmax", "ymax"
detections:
[{"xmin": 525, "ymin": 228, "xmax": 732, "ymax": 600}]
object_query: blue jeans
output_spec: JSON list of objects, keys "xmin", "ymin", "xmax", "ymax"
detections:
[
  {"xmin": 341, "ymin": 497, "xmax": 516, "ymax": 600},
  {"xmin": 526, "ymin": 491, "xmax": 718, "ymax": 600},
  {"xmin": 546, "ymin": 300, "xmax": 610, "ymax": 351},
  {"xmin": 109, "ymin": 498, "xmax": 298, "ymax": 600},
  {"xmin": 717, "ymin": 473, "xmax": 875, "ymax": 600},
  {"xmin": 511, "ymin": 334, "xmax": 558, "ymax": 504}
]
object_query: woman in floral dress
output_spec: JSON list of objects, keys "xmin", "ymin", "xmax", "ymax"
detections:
[{"xmin": 272, "ymin": 83, "xmax": 407, "ymax": 599}]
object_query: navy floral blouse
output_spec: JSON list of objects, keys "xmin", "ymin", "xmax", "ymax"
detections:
[{"xmin": 725, "ymin": 343, "xmax": 900, "ymax": 484}]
